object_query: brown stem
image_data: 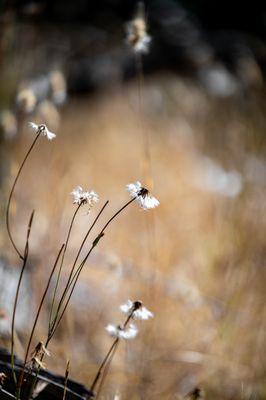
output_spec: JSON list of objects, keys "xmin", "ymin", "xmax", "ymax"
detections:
[
  {"xmin": 10, "ymin": 210, "xmax": 35, "ymax": 386},
  {"xmin": 16, "ymin": 244, "xmax": 65, "ymax": 397},
  {"xmin": 90, "ymin": 311, "xmax": 134, "ymax": 394},
  {"xmin": 48, "ymin": 204, "xmax": 81, "ymax": 332},
  {"xmin": 48, "ymin": 201, "xmax": 109, "ymax": 337},
  {"xmin": 6, "ymin": 133, "xmax": 41, "ymax": 259}
]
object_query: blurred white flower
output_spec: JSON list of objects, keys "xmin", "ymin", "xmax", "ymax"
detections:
[
  {"xmin": 17, "ymin": 88, "xmax": 37, "ymax": 113},
  {"xmin": 49, "ymin": 70, "xmax": 67, "ymax": 105},
  {"xmin": 120, "ymin": 300, "xmax": 154, "ymax": 320},
  {"xmin": 126, "ymin": 4, "xmax": 151, "ymax": 54},
  {"xmin": 71, "ymin": 186, "xmax": 99, "ymax": 206},
  {"xmin": 29, "ymin": 122, "xmax": 56, "ymax": 140},
  {"xmin": 126, "ymin": 181, "xmax": 159, "ymax": 210},
  {"xmin": 105, "ymin": 323, "xmax": 138, "ymax": 340},
  {"xmin": 0, "ymin": 110, "xmax": 17, "ymax": 140}
]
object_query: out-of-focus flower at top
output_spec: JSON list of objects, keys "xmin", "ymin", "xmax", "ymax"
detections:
[
  {"xmin": 120, "ymin": 300, "xmax": 154, "ymax": 320},
  {"xmin": 126, "ymin": 3, "xmax": 151, "ymax": 54},
  {"xmin": 105, "ymin": 323, "xmax": 138, "ymax": 340},
  {"xmin": 126, "ymin": 181, "xmax": 159, "ymax": 210},
  {"xmin": 71, "ymin": 186, "xmax": 99, "ymax": 207},
  {"xmin": 29, "ymin": 122, "xmax": 56, "ymax": 140}
]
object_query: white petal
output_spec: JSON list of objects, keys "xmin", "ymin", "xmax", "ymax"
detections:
[
  {"xmin": 29, "ymin": 122, "xmax": 39, "ymax": 132},
  {"xmin": 105, "ymin": 324, "xmax": 118, "ymax": 337},
  {"xmin": 120, "ymin": 300, "xmax": 133, "ymax": 314},
  {"xmin": 46, "ymin": 128, "xmax": 56, "ymax": 140},
  {"xmin": 120, "ymin": 324, "xmax": 138, "ymax": 339},
  {"xmin": 134, "ymin": 307, "xmax": 154, "ymax": 320}
]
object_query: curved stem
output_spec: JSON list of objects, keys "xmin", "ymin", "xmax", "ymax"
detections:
[
  {"xmin": 100, "ymin": 198, "xmax": 135, "ymax": 234},
  {"xmin": 6, "ymin": 133, "xmax": 41, "ymax": 259}
]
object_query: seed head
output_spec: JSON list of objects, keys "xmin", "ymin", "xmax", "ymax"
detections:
[
  {"xmin": 126, "ymin": 181, "xmax": 159, "ymax": 210},
  {"xmin": 120, "ymin": 300, "xmax": 154, "ymax": 320},
  {"xmin": 71, "ymin": 186, "xmax": 99, "ymax": 207},
  {"xmin": 126, "ymin": 2, "xmax": 151, "ymax": 54},
  {"xmin": 29, "ymin": 121, "xmax": 56, "ymax": 140}
]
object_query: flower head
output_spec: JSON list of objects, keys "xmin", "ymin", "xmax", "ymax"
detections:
[
  {"xmin": 71, "ymin": 186, "xmax": 99, "ymax": 207},
  {"xmin": 29, "ymin": 121, "xmax": 56, "ymax": 140},
  {"xmin": 105, "ymin": 323, "xmax": 138, "ymax": 340},
  {"xmin": 120, "ymin": 300, "xmax": 154, "ymax": 320},
  {"xmin": 126, "ymin": 181, "xmax": 159, "ymax": 210},
  {"xmin": 126, "ymin": 3, "xmax": 151, "ymax": 54}
]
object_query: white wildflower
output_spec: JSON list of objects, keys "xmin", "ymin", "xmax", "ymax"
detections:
[
  {"xmin": 120, "ymin": 300, "xmax": 154, "ymax": 320},
  {"xmin": 126, "ymin": 4, "xmax": 151, "ymax": 54},
  {"xmin": 126, "ymin": 181, "xmax": 159, "ymax": 210},
  {"xmin": 105, "ymin": 323, "xmax": 138, "ymax": 340},
  {"xmin": 29, "ymin": 122, "xmax": 56, "ymax": 140},
  {"xmin": 71, "ymin": 186, "xmax": 99, "ymax": 206}
]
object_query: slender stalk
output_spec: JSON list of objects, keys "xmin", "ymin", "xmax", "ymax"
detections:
[
  {"xmin": 16, "ymin": 244, "xmax": 65, "ymax": 399},
  {"xmin": 62, "ymin": 360, "xmax": 70, "ymax": 400},
  {"xmin": 91, "ymin": 339, "xmax": 119, "ymax": 393},
  {"xmin": 136, "ymin": 53, "xmax": 152, "ymax": 186},
  {"xmin": 49, "ymin": 198, "xmax": 135, "ymax": 339},
  {"xmin": 48, "ymin": 201, "xmax": 109, "ymax": 337},
  {"xmin": 10, "ymin": 210, "xmax": 35, "ymax": 386},
  {"xmin": 95, "ymin": 341, "xmax": 118, "ymax": 400},
  {"xmin": 90, "ymin": 312, "xmax": 133, "ymax": 394},
  {"xmin": 48, "ymin": 204, "xmax": 81, "ymax": 332},
  {"xmin": 6, "ymin": 132, "xmax": 41, "ymax": 259}
]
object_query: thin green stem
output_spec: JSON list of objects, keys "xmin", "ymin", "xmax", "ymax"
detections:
[{"xmin": 6, "ymin": 133, "xmax": 41, "ymax": 259}]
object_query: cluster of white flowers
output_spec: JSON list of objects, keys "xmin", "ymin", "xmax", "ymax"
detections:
[
  {"xmin": 126, "ymin": 181, "xmax": 159, "ymax": 210},
  {"xmin": 29, "ymin": 122, "xmax": 56, "ymax": 140},
  {"xmin": 106, "ymin": 300, "xmax": 153, "ymax": 340},
  {"xmin": 105, "ymin": 323, "xmax": 138, "ymax": 340},
  {"xmin": 71, "ymin": 186, "xmax": 99, "ymax": 207}
]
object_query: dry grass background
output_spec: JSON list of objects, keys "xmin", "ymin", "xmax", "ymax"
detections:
[{"xmin": 1, "ymin": 73, "xmax": 266, "ymax": 399}]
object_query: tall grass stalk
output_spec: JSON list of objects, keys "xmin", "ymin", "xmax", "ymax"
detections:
[
  {"xmin": 28, "ymin": 198, "xmax": 135, "ymax": 398},
  {"xmin": 10, "ymin": 210, "xmax": 34, "ymax": 386},
  {"xmin": 48, "ymin": 203, "xmax": 82, "ymax": 332},
  {"xmin": 16, "ymin": 244, "xmax": 65, "ymax": 399},
  {"xmin": 49, "ymin": 198, "xmax": 135, "ymax": 338},
  {"xmin": 90, "ymin": 311, "xmax": 135, "ymax": 394},
  {"xmin": 6, "ymin": 132, "xmax": 41, "ymax": 259}
]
